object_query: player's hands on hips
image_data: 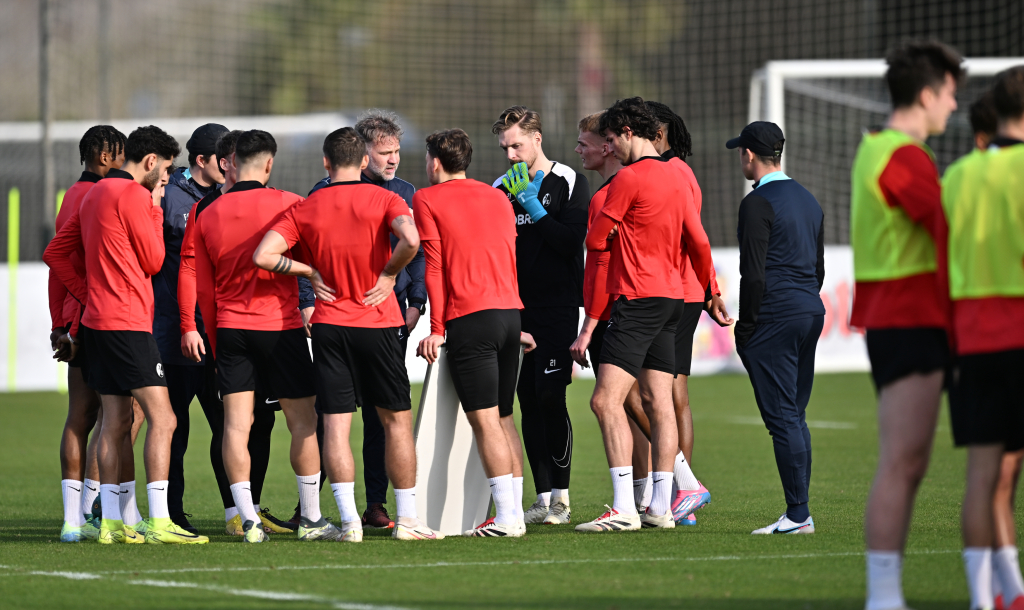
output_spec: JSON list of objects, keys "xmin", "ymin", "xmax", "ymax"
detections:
[
  {"xmin": 309, "ymin": 269, "xmax": 336, "ymax": 303},
  {"xmin": 364, "ymin": 272, "xmax": 397, "ymax": 307},
  {"xmin": 502, "ymin": 162, "xmax": 547, "ymax": 221},
  {"xmin": 180, "ymin": 330, "xmax": 206, "ymax": 362},
  {"xmin": 53, "ymin": 333, "xmax": 77, "ymax": 363},
  {"xmin": 418, "ymin": 334, "xmax": 445, "ymax": 364},
  {"xmin": 300, "ymin": 306, "xmax": 314, "ymax": 337},
  {"xmin": 520, "ymin": 332, "xmax": 537, "ymax": 353},
  {"xmin": 570, "ymin": 330, "xmax": 592, "ymax": 368},
  {"xmin": 405, "ymin": 307, "xmax": 421, "ymax": 332},
  {"xmin": 706, "ymin": 293, "xmax": 734, "ymax": 327}
]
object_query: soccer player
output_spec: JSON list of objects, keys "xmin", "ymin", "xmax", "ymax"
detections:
[
  {"xmin": 304, "ymin": 109, "xmax": 425, "ymax": 530},
  {"xmin": 254, "ymin": 126, "xmax": 442, "ymax": 542},
  {"xmin": 492, "ymin": 106, "xmax": 589, "ymax": 525},
  {"xmin": 44, "ymin": 125, "xmax": 208, "ymax": 544},
  {"xmin": 969, "ymin": 90, "xmax": 1024, "ymax": 610},
  {"xmin": 850, "ymin": 42, "xmax": 963, "ymax": 610},
  {"xmin": 153, "ymin": 123, "xmax": 227, "ymax": 534},
  {"xmin": 577, "ymin": 97, "xmax": 714, "ymax": 532},
  {"xmin": 942, "ymin": 65, "xmax": 1024, "ymax": 610},
  {"xmin": 193, "ymin": 129, "xmax": 335, "ymax": 544},
  {"xmin": 177, "ymin": 130, "xmax": 287, "ymax": 536},
  {"xmin": 728, "ymin": 121, "xmax": 825, "ymax": 536},
  {"xmin": 50, "ymin": 125, "xmax": 125, "ymax": 542},
  {"xmin": 414, "ymin": 128, "xmax": 537, "ymax": 538}
]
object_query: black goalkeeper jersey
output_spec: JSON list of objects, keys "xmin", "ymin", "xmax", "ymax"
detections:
[{"xmin": 493, "ymin": 161, "xmax": 590, "ymax": 308}]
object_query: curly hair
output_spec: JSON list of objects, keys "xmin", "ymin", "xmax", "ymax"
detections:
[
  {"xmin": 78, "ymin": 125, "xmax": 126, "ymax": 165},
  {"xmin": 599, "ymin": 97, "xmax": 660, "ymax": 141}
]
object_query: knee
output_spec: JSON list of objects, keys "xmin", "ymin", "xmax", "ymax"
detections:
[{"xmin": 288, "ymin": 410, "xmax": 318, "ymax": 438}]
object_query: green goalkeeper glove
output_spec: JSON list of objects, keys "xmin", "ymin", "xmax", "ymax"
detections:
[{"xmin": 501, "ymin": 162, "xmax": 547, "ymax": 221}]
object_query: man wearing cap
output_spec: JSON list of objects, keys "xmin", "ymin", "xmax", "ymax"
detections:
[
  {"xmin": 152, "ymin": 123, "xmax": 228, "ymax": 534},
  {"xmin": 727, "ymin": 121, "xmax": 825, "ymax": 536}
]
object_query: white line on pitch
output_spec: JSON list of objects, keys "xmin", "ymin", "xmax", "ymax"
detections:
[{"xmin": 126, "ymin": 579, "xmax": 414, "ymax": 610}]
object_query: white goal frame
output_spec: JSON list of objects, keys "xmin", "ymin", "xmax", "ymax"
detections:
[{"xmin": 747, "ymin": 57, "xmax": 1024, "ymax": 174}]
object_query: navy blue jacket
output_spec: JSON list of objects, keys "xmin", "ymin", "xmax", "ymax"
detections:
[
  {"xmin": 153, "ymin": 168, "xmax": 217, "ymax": 366},
  {"xmin": 309, "ymin": 173, "xmax": 426, "ymax": 317},
  {"xmin": 735, "ymin": 173, "xmax": 825, "ymax": 348}
]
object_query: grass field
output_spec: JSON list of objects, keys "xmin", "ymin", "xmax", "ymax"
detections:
[{"xmin": 0, "ymin": 372, "xmax": 989, "ymax": 609}]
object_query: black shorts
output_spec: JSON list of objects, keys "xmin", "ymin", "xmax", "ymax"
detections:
[
  {"xmin": 79, "ymin": 325, "xmax": 166, "ymax": 397},
  {"xmin": 599, "ymin": 297, "xmax": 683, "ymax": 378},
  {"xmin": 588, "ymin": 319, "xmax": 609, "ymax": 368},
  {"xmin": 674, "ymin": 302, "xmax": 704, "ymax": 376},
  {"xmin": 865, "ymin": 327, "xmax": 950, "ymax": 391},
  {"xmin": 520, "ymin": 306, "xmax": 578, "ymax": 388},
  {"xmin": 216, "ymin": 327, "xmax": 315, "ymax": 399},
  {"xmin": 310, "ymin": 324, "xmax": 411, "ymax": 415},
  {"xmin": 949, "ymin": 349, "xmax": 1024, "ymax": 450},
  {"xmin": 68, "ymin": 333, "xmax": 88, "ymax": 369},
  {"xmin": 445, "ymin": 309, "xmax": 521, "ymax": 415}
]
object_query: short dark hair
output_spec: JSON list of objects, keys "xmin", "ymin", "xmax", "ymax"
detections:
[
  {"xmin": 885, "ymin": 41, "xmax": 965, "ymax": 109},
  {"xmin": 492, "ymin": 106, "xmax": 543, "ymax": 136},
  {"xmin": 750, "ymin": 141, "xmax": 784, "ymax": 166},
  {"xmin": 645, "ymin": 100, "xmax": 693, "ymax": 161},
  {"xmin": 355, "ymin": 109, "xmax": 403, "ymax": 144},
  {"xmin": 970, "ymin": 91, "xmax": 999, "ymax": 137},
  {"xmin": 187, "ymin": 150, "xmax": 215, "ymax": 167},
  {"xmin": 425, "ymin": 129, "xmax": 473, "ymax": 173},
  {"xmin": 323, "ymin": 127, "xmax": 367, "ymax": 169},
  {"xmin": 990, "ymin": 66, "xmax": 1024, "ymax": 121},
  {"xmin": 600, "ymin": 97, "xmax": 660, "ymax": 141},
  {"xmin": 234, "ymin": 130, "xmax": 277, "ymax": 166},
  {"xmin": 78, "ymin": 125, "xmax": 126, "ymax": 166},
  {"xmin": 215, "ymin": 130, "xmax": 244, "ymax": 162},
  {"xmin": 124, "ymin": 125, "xmax": 180, "ymax": 163}
]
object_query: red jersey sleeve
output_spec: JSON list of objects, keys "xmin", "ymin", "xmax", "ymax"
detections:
[
  {"xmin": 413, "ymin": 192, "xmax": 439, "ymax": 241},
  {"xmin": 48, "ymin": 270, "xmax": 68, "ymax": 330},
  {"xmin": 269, "ymin": 206, "xmax": 302, "ymax": 247},
  {"xmin": 681, "ymin": 197, "xmax": 714, "ymax": 294},
  {"xmin": 178, "ymin": 202, "xmax": 200, "ymax": 334},
  {"xmin": 193, "ymin": 220, "xmax": 219, "ymax": 356},
  {"xmin": 585, "ymin": 169, "xmax": 637, "ymax": 252},
  {"xmin": 414, "ymin": 193, "xmax": 446, "ymax": 335},
  {"xmin": 122, "ymin": 190, "xmax": 166, "ymax": 276},
  {"xmin": 384, "ymin": 193, "xmax": 411, "ymax": 226},
  {"xmin": 43, "ymin": 208, "xmax": 88, "ymax": 306},
  {"xmin": 584, "ymin": 252, "xmax": 613, "ymax": 320}
]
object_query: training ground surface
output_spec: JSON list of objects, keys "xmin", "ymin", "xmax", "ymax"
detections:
[{"xmin": 0, "ymin": 373, "xmax": 990, "ymax": 609}]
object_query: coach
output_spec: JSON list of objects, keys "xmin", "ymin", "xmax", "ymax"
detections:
[{"xmin": 728, "ymin": 122, "xmax": 825, "ymax": 536}]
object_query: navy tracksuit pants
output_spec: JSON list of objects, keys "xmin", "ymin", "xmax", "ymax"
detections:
[{"xmin": 737, "ymin": 314, "xmax": 824, "ymax": 522}]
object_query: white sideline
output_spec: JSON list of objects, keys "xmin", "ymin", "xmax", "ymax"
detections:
[{"xmin": 126, "ymin": 579, "xmax": 413, "ymax": 610}]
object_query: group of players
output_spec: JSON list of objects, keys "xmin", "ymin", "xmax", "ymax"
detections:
[{"xmin": 44, "ymin": 96, "xmax": 723, "ymax": 545}]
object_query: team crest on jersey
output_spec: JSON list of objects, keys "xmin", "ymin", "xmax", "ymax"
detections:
[
  {"xmin": 542, "ymin": 194, "xmax": 551, "ymax": 208},
  {"xmin": 156, "ymin": 363, "xmax": 164, "ymax": 378},
  {"xmin": 183, "ymin": 212, "xmax": 189, "ymax": 222}
]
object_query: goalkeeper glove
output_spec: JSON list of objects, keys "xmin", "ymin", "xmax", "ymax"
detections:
[{"xmin": 501, "ymin": 162, "xmax": 547, "ymax": 221}]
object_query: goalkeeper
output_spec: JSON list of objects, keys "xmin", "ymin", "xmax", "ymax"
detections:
[{"xmin": 492, "ymin": 106, "xmax": 590, "ymax": 526}]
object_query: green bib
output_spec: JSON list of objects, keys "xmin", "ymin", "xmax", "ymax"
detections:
[
  {"xmin": 850, "ymin": 129, "xmax": 938, "ymax": 281},
  {"xmin": 941, "ymin": 144, "xmax": 1024, "ymax": 300}
]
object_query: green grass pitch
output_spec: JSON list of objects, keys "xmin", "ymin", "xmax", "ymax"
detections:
[{"xmin": 0, "ymin": 373, "xmax": 991, "ymax": 608}]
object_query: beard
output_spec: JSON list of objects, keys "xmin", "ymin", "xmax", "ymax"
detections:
[{"xmin": 141, "ymin": 167, "xmax": 162, "ymax": 192}]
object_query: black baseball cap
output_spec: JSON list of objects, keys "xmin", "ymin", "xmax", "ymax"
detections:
[
  {"xmin": 725, "ymin": 121, "xmax": 785, "ymax": 157},
  {"xmin": 185, "ymin": 123, "xmax": 229, "ymax": 157}
]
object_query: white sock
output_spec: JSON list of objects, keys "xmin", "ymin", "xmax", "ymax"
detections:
[
  {"xmin": 99, "ymin": 483, "xmax": 122, "ymax": 522},
  {"xmin": 964, "ymin": 547, "xmax": 994, "ymax": 610},
  {"xmin": 146, "ymin": 481, "xmax": 170, "ymax": 519},
  {"xmin": 225, "ymin": 506, "xmax": 239, "ymax": 522},
  {"xmin": 995, "ymin": 546, "xmax": 1024, "ymax": 602},
  {"xmin": 673, "ymin": 451, "xmax": 700, "ymax": 491},
  {"xmin": 513, "ymin": 477, "xmax": 524, "ymax": 521},
  {"xmin": 394, "ymin": 487, "xmax": 417, "ymax": 521},
  {"xmin": 82, "ymin": 479, "xmax": 100, "ymax": 516},
  {"xmin": 537, "ymin": 491, "xmax": 551, "ymax": 507},
  {"xmin": 119, "ymin": 481, "xmax": 144, "ymax": 526},
  {"xmin": 865, "ymin": 551, "xmax": 904, "ymax": 610},
  {"xmin": 610, "ymin": 466, "xmax": 636, "ymax": 514},
  {"xmin": 632, "ymin": 477, "xmax": 649, "ymax": 509},
  {"xmin": 297, "ymin": 473, "xmax": 322, "ymax": 522},
  {"xmin": 551, "ymin": 488, "xmax": 569, "ymax": 504},
  {"xmin": 253, "ymin": 503, "xmax": 260, "ymax": 514},
  {"xmin": 229, "ymin": 482, "xmax": 259, "ymax": 525},
  {"xmin": 644, "ymin": 472, "xmax": 653, "ymax": 509},
  {"xmin": 649, "ymin": 471, "xmax": 673, "ymax": 516},
  {"xmin": 61, "ymin": 480, "xmax": 85, "ymax": 526},
  {"xmin": 331, "ymin": 482, "xmax": 360, "ymax": 523},
  {"xmin": 488, "ymin": 474, "xmax": 516, "ymax": 526},
  {"xmin": 995, "ymin": 565, "xmax": 1004, "ymax": 601}
]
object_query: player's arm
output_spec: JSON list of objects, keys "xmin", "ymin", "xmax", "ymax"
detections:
[
  {"xmin": 193, "ymin": 224, "xmax": 220, "ymax": 358},
  {"xmin": 816, "ymin": 214, "xmax": 825, "ymax": 291},
  {"xmin": 417, "ymin": 238, "xmax": 447, "ymax": 364},
  {"xmin": 252, "ymin": 229, "xmax": 336, "ymax": 303},
  {"xmin": 43, "ymin": 208, "xmax": 88, "ymax": 307},
  {"xmin": 365, "ymin": 213, "xmax": 420, "ymax": 307},
  {"xmin": 123, "ymin": 190, "xmax": 166, "ymax": 276},
  {"xmin": 570, "ymin": 316, "xmax": 600, "ymax": 368},
  {"xmin": 585, "ymin": 169, "xmax": 634, "ymax": 252},
  {"xmin": 47, "ymin": 270, "xmax": 67, "ymax": 347},
  {"xmin": 735, "ymin": 194, "xmax": 774, "ymax": 348},
  {"xmin": 177, "ymin": 202, "xmax": 206, "ymax": 361}
]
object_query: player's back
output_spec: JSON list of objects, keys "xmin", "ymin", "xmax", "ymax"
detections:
[
  {"xmin": 668, "ymin": 156, "xmax": 714, "ymax": 301},
  {"xmin": 197, "ymin": 183, "xmax": 304, "ymax": 331},
  {"xmin": 79, "ymin": 173, "xmax": 164, "ymax": 331},
  {"xmin": 413, "ymin": 178, "xmax": 522, "ymax": 320},
  {"xmin": 281, "ymin": 182, "xmax": 406, "ymax": 328}
]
